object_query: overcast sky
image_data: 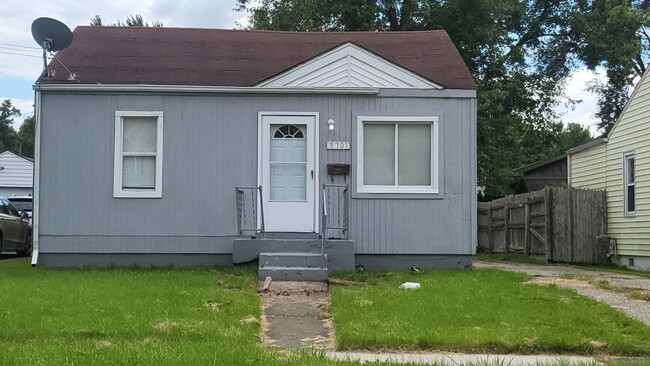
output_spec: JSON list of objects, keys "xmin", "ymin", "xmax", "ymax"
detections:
[{"xmin": 1, "ymin": 0, "xmax": 605, "ymax": 135}]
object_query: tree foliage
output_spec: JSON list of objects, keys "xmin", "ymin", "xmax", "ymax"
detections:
[
  {"xmin": 572, "ymin": 0, "xmax": 648, "ymax": 133},
  {"xmin": 0, "ymin": 99, "xmax": 20, "ymax": 153},
  {"xmin": 17, "ymin": 116, "xmax": 35, "ymax": 159},
  {"xmin": 90, "ymin": 14, "xmax": 163, "ymax": 27},
  {"xmin": 0, "ymin": 100, "xmax": 36, "ymax": 158}
]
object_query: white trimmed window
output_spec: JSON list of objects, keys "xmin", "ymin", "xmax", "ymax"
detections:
[
  {"xmin": 624, "ymin": 152, "xmax": 635, "ymax": 215},
  {"xmin": 357, "ymin": 116, "xmax": 439, "ymax": 194},
  {"xmin": 113, "ymin": 111, "xmax": 163, "ymax": 198}
]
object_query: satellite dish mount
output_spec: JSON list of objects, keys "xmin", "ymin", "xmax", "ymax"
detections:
[{"xmin": 31, "ymin": 17, "xmax": 73, "ymax": 78}]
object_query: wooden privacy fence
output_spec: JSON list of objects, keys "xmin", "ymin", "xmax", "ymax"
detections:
[{"xmin": 477, "ymin": 187, "xmax": 608, "ymax": 264}]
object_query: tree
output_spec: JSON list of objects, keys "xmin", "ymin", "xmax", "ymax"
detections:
[
  {"xmin": 571, "ymin": 0, "xmax": 648, "ymax": 134},
  {"xmin": 0, "ymin": 99, "xmax": 19, "ymax": 153},
  {"xmin": 17, "ymin": 115, "xmax": 35, "ymax": 159},
  {"xmin": 90, "ymin": 14, "xmax": 163, "ymax": 27},
  {"xmin": 555, "ymin": 123, "xmax": 594, "ymax": 155}
]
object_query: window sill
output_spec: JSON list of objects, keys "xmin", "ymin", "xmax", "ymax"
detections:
[
  {"xmin": 352, "ymin": 192, "xmax": 443, "ymax": 200},
  {"xmin": 113, "ymin": 190, "xmax": 162, "ymax": 199},
  {"xmin": 357, "ymin": 186, "xmax": 438, "ymax": 195}
]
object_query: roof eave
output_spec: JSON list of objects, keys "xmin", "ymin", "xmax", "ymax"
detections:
[
  {"xmin": 513, "ymin": 154, "xmax": 567, "ymax": 174},
  {"xmin": 33, "ymin": 83, "xmax": 382, "ymax": 95},
  {"xmin": 566, "ymin": 138, "xmax": 607, "ymax": 155}
]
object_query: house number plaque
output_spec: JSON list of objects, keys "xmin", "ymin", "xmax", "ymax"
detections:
[{"xmin": 326, "ymin": 141, "xmax": 351, "ymax": 150}]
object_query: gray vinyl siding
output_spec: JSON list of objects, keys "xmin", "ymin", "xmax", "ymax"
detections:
[
  {"xmin": 0, "ymin": 152, "xmax": 33, "ymax": 189},
  {"xmin": 39, "ymin": 92, "xmax": 476, "ymax": 255}
]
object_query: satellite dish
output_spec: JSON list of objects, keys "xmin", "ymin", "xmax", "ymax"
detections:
[{"xmin": 31, "ymin": 17, "xmax": 73, "ymax": 78}]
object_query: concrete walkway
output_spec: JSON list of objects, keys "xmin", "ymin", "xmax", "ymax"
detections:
[
  {"xmin": 475, "ymin": 261, "xmax": 650, "ymax": 326},
  {"xmin": 259, "ymin": 281, "xmax": 332, "ymax": 348},
  {"xmin": 327, "ymin": 351, "xmax": 599, "ymax": 365}
]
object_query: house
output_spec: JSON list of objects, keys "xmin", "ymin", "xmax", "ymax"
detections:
[
  {"xmin": 32, "ymin": 27, "xmax": 477, "ymax": 276},
  {"xmin": 514, "ymin": 154, "xmax": 568, "ymax": 192},
  {"xmin": 0, "ymin": 151, "xmax": 33, "ymax": 197},
  {"xmin": 568, "ymin": 68, "xmax": 650, "ymax": 272}
]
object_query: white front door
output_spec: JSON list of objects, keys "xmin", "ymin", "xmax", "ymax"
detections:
[{"xmin": 259, "ymin": 113, "xmax": 318, "ymax": 232}]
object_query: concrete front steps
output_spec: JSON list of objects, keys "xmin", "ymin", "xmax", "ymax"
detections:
[
  {"xmin": 258, "ymin": 252, "xmax": 328, "ymax": 281},
  {"xmin": 232, "ymin": 238, "xmax": 355, "ymax": 281}
]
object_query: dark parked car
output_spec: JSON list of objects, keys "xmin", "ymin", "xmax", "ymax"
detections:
[
  {"xmin": 7, "ymin": 195, "xmax": 32, "ymax": 224},
  {"xmin": 0, "ymin": 196, "xmax": 32, "ymax": 256}
]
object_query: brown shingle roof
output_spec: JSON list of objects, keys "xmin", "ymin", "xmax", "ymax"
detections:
[{"xmin": 39, "ymin": 27, "xmax": 475, "ymax": 90}]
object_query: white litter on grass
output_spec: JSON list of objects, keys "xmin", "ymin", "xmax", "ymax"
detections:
[{"xmin": 399, "ymin": 282, "xmax": 421, "ymax": 290}]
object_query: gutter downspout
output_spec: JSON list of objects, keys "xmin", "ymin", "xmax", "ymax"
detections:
[{"xmin": 31, "ymin": 89, "xmax": 41, "ymax": 266}]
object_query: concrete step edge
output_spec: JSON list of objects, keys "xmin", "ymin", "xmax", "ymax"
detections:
[
  {"xmin": 261, "ymin": 266, "xmax": 328, "ymax": 271},
  {"xmin": 259, "ymin": 252, "xmax": 325, "ymax": 257}
]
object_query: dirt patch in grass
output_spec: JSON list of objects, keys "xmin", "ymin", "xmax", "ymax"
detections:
[
  {"xmin": 552, "ymin": 274, "xmax": 650, "ymax": 302},
  {"xmin": 205, "ymin": 301, "xmax": 221, "ymax": 311},
  {"xmin": 529, "ymin": 277, "xmax": 593, "ymax": 288},
  {"xmin": 593, "ymin": 281, "xmax": 650, "ymax": 302}
]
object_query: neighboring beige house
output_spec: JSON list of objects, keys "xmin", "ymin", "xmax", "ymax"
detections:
[
  {"xmin": 568, "ymin": 70, "xmax": 650, "ymax": 272},
  {"xmin": 0, "ymin": 151, "xmax": 33, "ymax": 197}
]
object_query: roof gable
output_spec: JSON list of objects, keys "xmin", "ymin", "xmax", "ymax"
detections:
[
  {"xmin": 39, "ymin": 28, "xmax": 476, "ymax": 90},
  {"xmin": 258, "ymin": 43, "xmax": 442, "ymax": 89},
  {"xmin": 0, "ymin": 151, "xmax": 32, "ymax": 163},
  {"xmin": 607, "ymin": 67, "xmax": 650, "ymax": 139}
]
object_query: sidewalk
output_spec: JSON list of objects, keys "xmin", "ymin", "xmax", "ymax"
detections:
[{"xmin": 327, "ymin": 351, "xmax": 600, "ymax": 365}]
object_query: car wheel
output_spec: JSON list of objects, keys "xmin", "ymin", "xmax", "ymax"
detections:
[{"xmin": 17, "ymin": 232, "xmax": 32, "ymax": 257}]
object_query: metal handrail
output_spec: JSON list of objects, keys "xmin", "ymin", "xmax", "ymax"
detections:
[{"xmin": 235, "ymin": 186, "xmax": 265, "ymax": 237}]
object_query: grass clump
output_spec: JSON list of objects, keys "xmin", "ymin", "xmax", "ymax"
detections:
[{"xmin": 330, "ymin": 269, "xmax": 650, "ymax": 356}]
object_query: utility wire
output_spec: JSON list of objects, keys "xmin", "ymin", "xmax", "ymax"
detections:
[
  {"xmin": 0, "ymin": 42, "xmax": 42, "ymax": 50},
  {"xmin": 0, "ymin": 45, "xmax": 42, "ymax": 54},
  {"xmin": 0, "ymin": 51, "xmax": 44, "ymax": 59}
]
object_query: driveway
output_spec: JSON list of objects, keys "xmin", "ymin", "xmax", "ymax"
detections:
[{"xmin": 475, "ymin": 261, "xmax": 650, "ymax": 326}]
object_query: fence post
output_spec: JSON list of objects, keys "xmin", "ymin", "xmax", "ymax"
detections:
[
  {"xmin": 504, "ymin": 204, "xmax": 510, "ymax": 253},
  {"xmin": 524, "ymin": 202, "xmax": 531, "ymax": 256},
  {"xmin": 568, "ymin": 188, "xmax": 575, "ymax": 262},
  {"xmin": 487, "ymin": 203, "xmax": 494, "ymax": 253},
  {"xmin": 545, "ymin": 187, "xmax": 553, "ymax": 262}
]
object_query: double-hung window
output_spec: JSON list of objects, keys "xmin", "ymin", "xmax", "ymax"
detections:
[
  {"xmin": 357, "ymin": 116, "xmax": 438, "ymax": 194},
  {"xmin": 114, "ymin": 111, "xmax": 163, "ymax": 198},
  {"xmin": 624, "ymin": 152, "xmax": 635, "ymax": 215}
]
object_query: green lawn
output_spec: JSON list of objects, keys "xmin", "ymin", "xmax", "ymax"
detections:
[
  {"xmin": 0, "ymin": 259, "xmax": 630, "ymax": 365},
  {"xmin": 330, "ymin": 269, "xmax": 650, "ymax": 356},
  {"xmin": 0, "ymin": 259, "xmax": 352, "ymax": 365}
]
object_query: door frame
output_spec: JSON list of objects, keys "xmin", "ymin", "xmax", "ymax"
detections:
[{"xmin": 257, "ymin": 111, "xmax": 320, "ymax": 233}]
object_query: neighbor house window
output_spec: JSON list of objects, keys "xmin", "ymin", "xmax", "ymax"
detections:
[
  {"xmin": 113, "ymin": 111, "xmax": 163, "ymax": 198},
  {"xmin": 624, "ymin": 152, "xmax": 635, "ymax": 215},
  {"xmin": 357, "ymin": 116, "xmax": 438, "ymax": 194}
]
